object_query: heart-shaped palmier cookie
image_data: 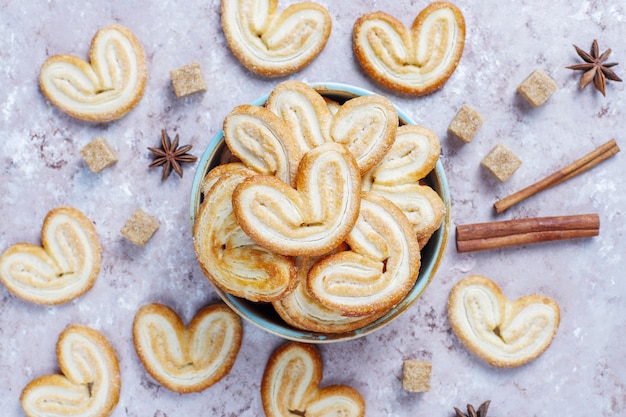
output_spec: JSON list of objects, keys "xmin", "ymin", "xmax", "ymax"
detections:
[
  {"xmin": 369, "ymin": 183, "xmax": 445, "ymax": 248},
  {"xmin": 448, "ymin": 275, "xmax": 560, "ymax": 368},
  {"xmin": 0, "ymin": 206, "xmax": 101, "ymax": 305},
  {"xmin": 362, "ymin": 124, "xmax": 440, "ymax": 187},
  {"xmin": 221, "ymin": 0, "xmax": 332, "ymax": 77},
  {"xmin": 273, "ymin": 251, "xmax": 385, "ymax": 334},
  {"xmin": 133, "ymin": 303, "xmax": 243, "ymax": 393},
  {"xmin": 265, "ymin": 81, "xmax": 333, "ymax": 154},
  {"xmin": 224, "ymin": 104, "xmax": 302, "ymax": 186},
  {"xmin": 261, "ymin": 342, "xmax": 365, "ymax": 417},
  {"xmin": 233, "ymin": 142, "xmax": 361, "ymax": 257},
  {"xmin": 307, "ymin": 192, "xmax": 421, "ymax": 317},
  {"xmin": 40, "ymin": 24, "xmax": 147, "ymax": 122},
  {"xmin": 353, "ymin": 1, "xmax": 465, "ymax": 95},
  {"xmin": 329, "ymin": 94, "xmax": 398, "ymax": 174},
  {"xmin": 20, "ymin": 324, "xmax": 120, "ymax": 417},
  {"xmin": 194, "ymin": 165, "xmax": 297, "ymax": 302}
]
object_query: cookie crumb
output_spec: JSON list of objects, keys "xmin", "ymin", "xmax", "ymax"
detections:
[
  {"xmin": 517, "ymin": 69, "xmax": 557, "ymax": 107},
  {"xmin": 170, "ymin": 62, "xmax": 207, "ymax": 98},
  {"xmin": 402, "ymin": 360, "xmax": 432, "ymax": 392},
  {"xmin": 80, "ymin": 137, "xmax": 118, "ymax": 173},
  {"xmin": 448, "ymin": 104, "xmax": 483, "ymax": 144},
  {"xmin": 121, "ymin": 209, "xmax": 159, "ymax": 246},
  {"xmin": 481, "ymin": 144, "xmax": 522, "ymax": 182}
]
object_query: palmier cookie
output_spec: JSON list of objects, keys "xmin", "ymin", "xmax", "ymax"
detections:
[
  {"xmin": 40, "ymin": 25, "xmax": 147, "ymax": 122},
  {"xmin": 133, "ymin": 303, "xmax": 242, "ymax": 393},
  {"xmin": 266, "ymin": 80, "xmax": 333, "ymax": 154},
  {"xmin": 233, "ymin": 142, "xmax": 361, "ymax": 257},
  {"xmin": 221, "ymin": 0, "xmax": 332, "ymax": 77},
  {"xmin": 369, "ymin": 183, "xmax": 445, "ymax": 248},
  {"xmin": 0, "ymin": 206, "xmax": 101, "ymax": 305},
  {"xmin": 307, "ymin": 192, "xmax": 421, "ymax": 317},
  {"xmin": 21, "ymin": 324, "xmax": 120, "ymax": 417},
  {"xmin": 273, "ymin": 253, "xmax": 385, "ymax": 334},
  {"xmin": 448, "ymin": 275, "xmax": 560, "ymax": 368},
  {"xmin": 193, "ymin": 168, "xmax": 297, "ymax": 302},
  {"xmin": 200, "ymin": 162, "xmax": 250, "ymax": 196},
  {"xmin": 330, "ymin": 94, "xmax": 398, "ymax": 174},
  {"xmin": 353, "ymin": 2, "xmax": 465, "ymax": 95},
  {"xmin": 223, "ymin": 104, "xmax": 302, "ymax": 186},
  {"xmin": 262, "ymin": 342, "xmax": 365, "ymax": 417},
  {"xmin": 363, "ymin": 124, "xmax": 440, "ymax": 187}
]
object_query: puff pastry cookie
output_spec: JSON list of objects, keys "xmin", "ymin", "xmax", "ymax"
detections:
[
  {"xmin": 353, "ymin": 2, "xmax": 465, "ymax": 95},
  {"xmin": 224, "ymin": 104, "xmax": 302, "ymax": 186},
  {"xmin": 362, "ymin": 124, "xmax": 444, "ymax": 248},
  {"xmin": 273, "ymin": 253, "xmax": 384, "ymax": 333},
  {"xmin": 40, "ymin": 24, "xmax": 147, "ymax": 122},
  {"xmin": 266, "ymin": 80, "xmax": 333, "ymax": 154},
  {"xmin": 0, "ymin": 206, "xmax": 101, "ymax": 305},
  {"xmin": 369, "ymin": 183, "xmax": 445, "ymax": 248},
  {"xmin": 330, "ymin": 94, "xmax": 398, "ymax": 174},
  {"xmin": 193, "ymin": 167, "xmax": 297, "ymax": 302},
  {"xmin": 233, "ymin": 142, "xmax": 361, "ymax": 257},
  {"xmin": 262, "ymin": 342, "xmax": 365, "ymax": 417},
  {"xmin": 20, "ymin": 325, "xmax": 120, "ymax": 417},
  {"xmin": 448, "ymin": 275, "xmax": 560, "ymax": 368},
  {"xmin": 307, "ymin": 192, "xmax": 421, "ymax": 317},
  {"xmin": 133, "ymin": 303, "xmax": 243, "ymax": 393},
  {"xmin": 221, "ymin": 0, "xmax": 332, "ymax": 76},
  {"xmin": 363, "ymin": 124, "xmax": 440, "ymax": 187}
]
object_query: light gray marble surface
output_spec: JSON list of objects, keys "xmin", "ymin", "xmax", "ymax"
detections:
[{"xmin": 1, "ymin": 0, "xmax": 624, "ymax": 416}]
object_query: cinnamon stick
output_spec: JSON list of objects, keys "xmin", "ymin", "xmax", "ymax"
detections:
[
  {"xmin": 456, "ymin": 213, "xmax": 600, "ymax": 252},
  {"xmin": 494, "ymin": 139, "xmax": 619, "ymax": 213}
]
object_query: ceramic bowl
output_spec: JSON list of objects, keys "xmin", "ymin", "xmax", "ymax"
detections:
[{"xmin": 190, "ymin": 82, "xmax": 450, "ymax": 343}]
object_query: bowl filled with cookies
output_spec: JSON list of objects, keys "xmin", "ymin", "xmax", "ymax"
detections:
[{"xmin": 190, "ymin": 81, "xmax": 450, "ymax": 342}]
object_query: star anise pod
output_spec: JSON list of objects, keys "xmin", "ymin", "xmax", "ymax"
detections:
[
  {"xmin": 566, "ymin": 39, "xmax": 622, "ymax": 96},
  {"xmin": 454, "ymin": 400, "xmax": 490, "ymax": 417},
  {"xmin": 148, "ymin": 130, "xmax": 198, "ymax": 181}
]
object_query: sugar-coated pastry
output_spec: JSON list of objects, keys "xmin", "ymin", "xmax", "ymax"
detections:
[
  {"xmin": 233, "ymin": 142, "xmax": 361, "ymax": 257},
  {"xmin": 330, "ymin": 95, "xmax": 398, "ymax": 174},
  {"xmin": 133, "ymin": 303, "xmax": 242, "ymax": 393},
  {"xmin": 363, "ymin": 124, "xmax": 440, "ymax": 187},
  {"xmin": 266, "ymin": 81, "xmax": 332, "ymax": 154},
  {"xmin": 194, "ymin": 168, "xmax": 297, "ymax": 302},
  {"xmin": 261, "ymin": 342, "xmax": 365, "ymax": 417},
  {"xmin": 20, "ymin": 324, "xmax": 120, "ymax": 417},
  {"xmin": 448, "ymin": 275, "xmax": 560, "ymax": 368},
  {"xmin": 223, "ymin": 104, "xmax": 302, "ymax": 186},
  {"xmin": 39, "ymin": 24, "xmax": 147, "ymax": 122},
  {"xmin": 221, "ymin": 0, "xmax": 332, "ymax": 77},
  {"xmin": 307, "ymin": 192, "xmax": 421, "ymax": 317},
  {"xmin": 200, "ymin": 162, "xmax": 251, "ymax": 197},
  {"xmin": 0, "ymin": 206, "xmax": 101, "ymax": 305},
  {"xmin": 369, "ymin": 183, "xmax": 445, "ymax": 248},
  {"xmin": 273, "ymin": 253, "xmax": 384, "ymax": 333},
  {"xmin": 305, "ymin": 385, "xmax": 366, "ymax": 417},
  {"xmin": 353, "ymin": 2, "xmax": 465, "ymax": 95}
]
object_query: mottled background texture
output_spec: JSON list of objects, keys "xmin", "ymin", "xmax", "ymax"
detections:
[{"xmin": 1, "ymin": 0, "xmax": 624, "ymax": 416}]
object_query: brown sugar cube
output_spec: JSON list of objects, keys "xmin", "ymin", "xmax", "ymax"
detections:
[
  {"xmin": 120, "ymin": 209, "xmax": 159, "ymax": 246},
  {"xmin": 80, "ymin": 137, "xmax": 118, "ymax": 173},
  {"xmin": 481, "ymin": 144, "xmax": 522, "ymax": 182},
  {"xmin": 402, "ymin": 360, "xmax": 432, "ymax": 392},
  {"xmin": 517, "ymin": 69, "xmax": 558, "ymax": 107},
  {"xmin": 170, "ymin": 62, "xmax": 207, "ymax": 98},
  {"xmin": 448, "ymin": 104, "xmax": 483, "ymax": 144}
]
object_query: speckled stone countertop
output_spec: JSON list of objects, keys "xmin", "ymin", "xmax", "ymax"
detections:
[{"xmin": 1, "ymin": 1, "xmax": 624, "ymax": 416}]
